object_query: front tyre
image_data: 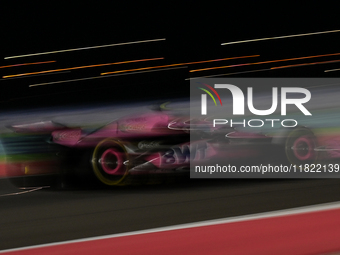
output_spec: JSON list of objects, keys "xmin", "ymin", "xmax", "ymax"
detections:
[
  {"xmin": 92, "ymin": 139, "xmax": 129, "ymax": 186},
  {"xmin": 285, "ymin": 127, "xmax": 317, "ymax": 165}
]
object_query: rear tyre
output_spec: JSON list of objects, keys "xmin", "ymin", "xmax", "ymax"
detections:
[{"xmin": 91, "ymin": 139, "xmax": 129, "ymax": 186}]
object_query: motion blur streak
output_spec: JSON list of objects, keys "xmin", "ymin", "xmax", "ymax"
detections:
[
  {"xmin": 324, "ymin": 67, "xmax": 340, "ymax": 72},
  {"xmin": 190, "ymin": 52, "xmax": 340, "ymax": 72},
  {"xmin": 101, "ymin": 55, "xmax": 259, "ymax": 75},
  {"xmin": 3, "ymin": 69, "xmax": 64, "ymax": 78},
  {"xmin": 102, "ymin": 64, "xmax": 191, "ymax": 75},
  {"xmin": 2, "ymin": 71, "xmax": 71, "ymax": 80},
  {"xmin": 187, "ymin": 59, "xmax": 340, "ymax": 79},
  {"xmin": 0, "ymin": 187, "xmax": 49, "ymax": 197},
  {"xmin": 186, "ymin": 68, "xmax": 273, "ymax": 79},
  {"xmin": 29, "ymin": 66, "xmax": 187, "ymax": 87},
  {"xmin": 271, "ymin": 59, "xmax": 340, "ymax": 69},
  {"xmin": 0, "ymin": 61, "xmax": 55, "ymax": 69},
  {"xmin": 221, "ymin": 29, "xmax": 340, "ymax": 45},
  {"xmin": 4, "ymin": 38, "xmax": 166, "ymax": 59},
  {"xmin": 3, "ymin": 58, "xmax": 164, "ymax": 78}
]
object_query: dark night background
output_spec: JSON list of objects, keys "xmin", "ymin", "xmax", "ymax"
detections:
[
  {"xmin": 2, "ymin": 3, "xmax": 340, "ymax": 252},
  {"xmin": 1, "ymin": 2, "xmax": 340, "ymax": 109}
]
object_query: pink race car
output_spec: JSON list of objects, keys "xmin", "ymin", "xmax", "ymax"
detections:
[
  {"xmin": 4, "ymin": 112, "xmax": 228, "ymax": 186},
  {"xmin": 5, "ymin": 108, "xmax": 337, "ymax": 186}
]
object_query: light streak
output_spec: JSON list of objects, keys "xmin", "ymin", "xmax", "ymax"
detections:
[
  {"xmin": 29, "ymin": 66, "xmax": 188, "ymax": 87},
  {"xmin": 4, "ymin": 69, "xmax": 64, "ymax": 78},
  {"xmin": 1, "ymin": 71, "xmax": 71, "ymax": 80},
  {"xmin": 324, "ymin": 67, "xmax": 340, "ymax": 72},
  {"xmin": 102, "ymin": 64, "xmax": 187, "ymax": 75},
  {"xmin": 221, "ymin": 29, "xmax": 340, "ymax": 45},
  {"xmin": 101, "ymin": 55, "xmax": 259, "ymax": 75},
  {"xmin": 5, "ymin": 38, "xmax": 166, "ymax": 59},
  {"xmin": 190, "ymin": 53, "xmax": 340, "ymax": 72},
  {"xmin": 0, "ymin": 186, "xmax": 49, "ymax": 197},
  {"xmin": 271, "ymin": 59, "xmax": 340, "ymax": 69},
  {"xmin": 187, "ymin": 59, "xmax": 340, "ymax": 79},
  {"xmin": 3, "ymin": 58, "xmax": 163, "ymax": 78},
  {"xmin": 0, "ymin": 60, "xmax": 55, "ymax": 68},
  {"xmin": 186, "ymin": 68, "xmax": 273, "ymax": 80}
]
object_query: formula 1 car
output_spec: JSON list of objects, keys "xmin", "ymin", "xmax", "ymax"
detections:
[
  {"xmin": 3, "ymin": 106, "xmax": 332, "ymax": 186},
  {"xmin": 2, "ymin": 111, "xmax": 225, "ymax": 186}
]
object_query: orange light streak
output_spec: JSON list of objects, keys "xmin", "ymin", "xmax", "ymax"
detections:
[
  {"xmin": 190, "ymin": 53, "xmax": 340, "ymax": 72},
  {"xmin": 0, "ymin": 60, "xmax": 55, "ymax": 69},
  {"xmin": 29, "ymin": 66, "xmax": 188, "ymax": 87},
  {"xmin": 2, "ymin": 58, "xmax": 163, "ymax": 78},
  {"xmin": 101, "ymin": 55, "xmax": 259, "ymax": 75},
  {"xmin": 188, "ymin": 59, "xmax": 340, "ymax": 79},
  {"xmin": 271, "ymin": 59, "xmax": 340, "ymax": 69}
]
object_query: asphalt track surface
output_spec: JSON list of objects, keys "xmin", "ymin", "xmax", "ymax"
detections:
[{"xmin": 1, "ymin": 177, "xmax": 340, "ymax": 251}]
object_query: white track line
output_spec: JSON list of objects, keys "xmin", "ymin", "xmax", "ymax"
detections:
[{"xmin": 1, "ymin": 201, "xmax": 340, "ymax": 253}]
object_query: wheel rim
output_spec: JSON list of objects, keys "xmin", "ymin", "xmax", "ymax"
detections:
[
  {"xmin": 92, "ymin": 139, "xmax": 129, "ymax": 186},
  {"xmin": 100, "ymin": 148, "xmax": 124, "ymax": 175},
  {"xmin": 292, "ymin": 136, "xmax": 314, "ymax": 161},
  {"xmin": 285, "ymin": 128, "xmax": 318, "ymax": 165}
]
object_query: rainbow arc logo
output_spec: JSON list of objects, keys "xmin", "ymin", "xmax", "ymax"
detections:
[{"xmin": 198, "ymin": 83, "xmax": 222, "ymax": 115}]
